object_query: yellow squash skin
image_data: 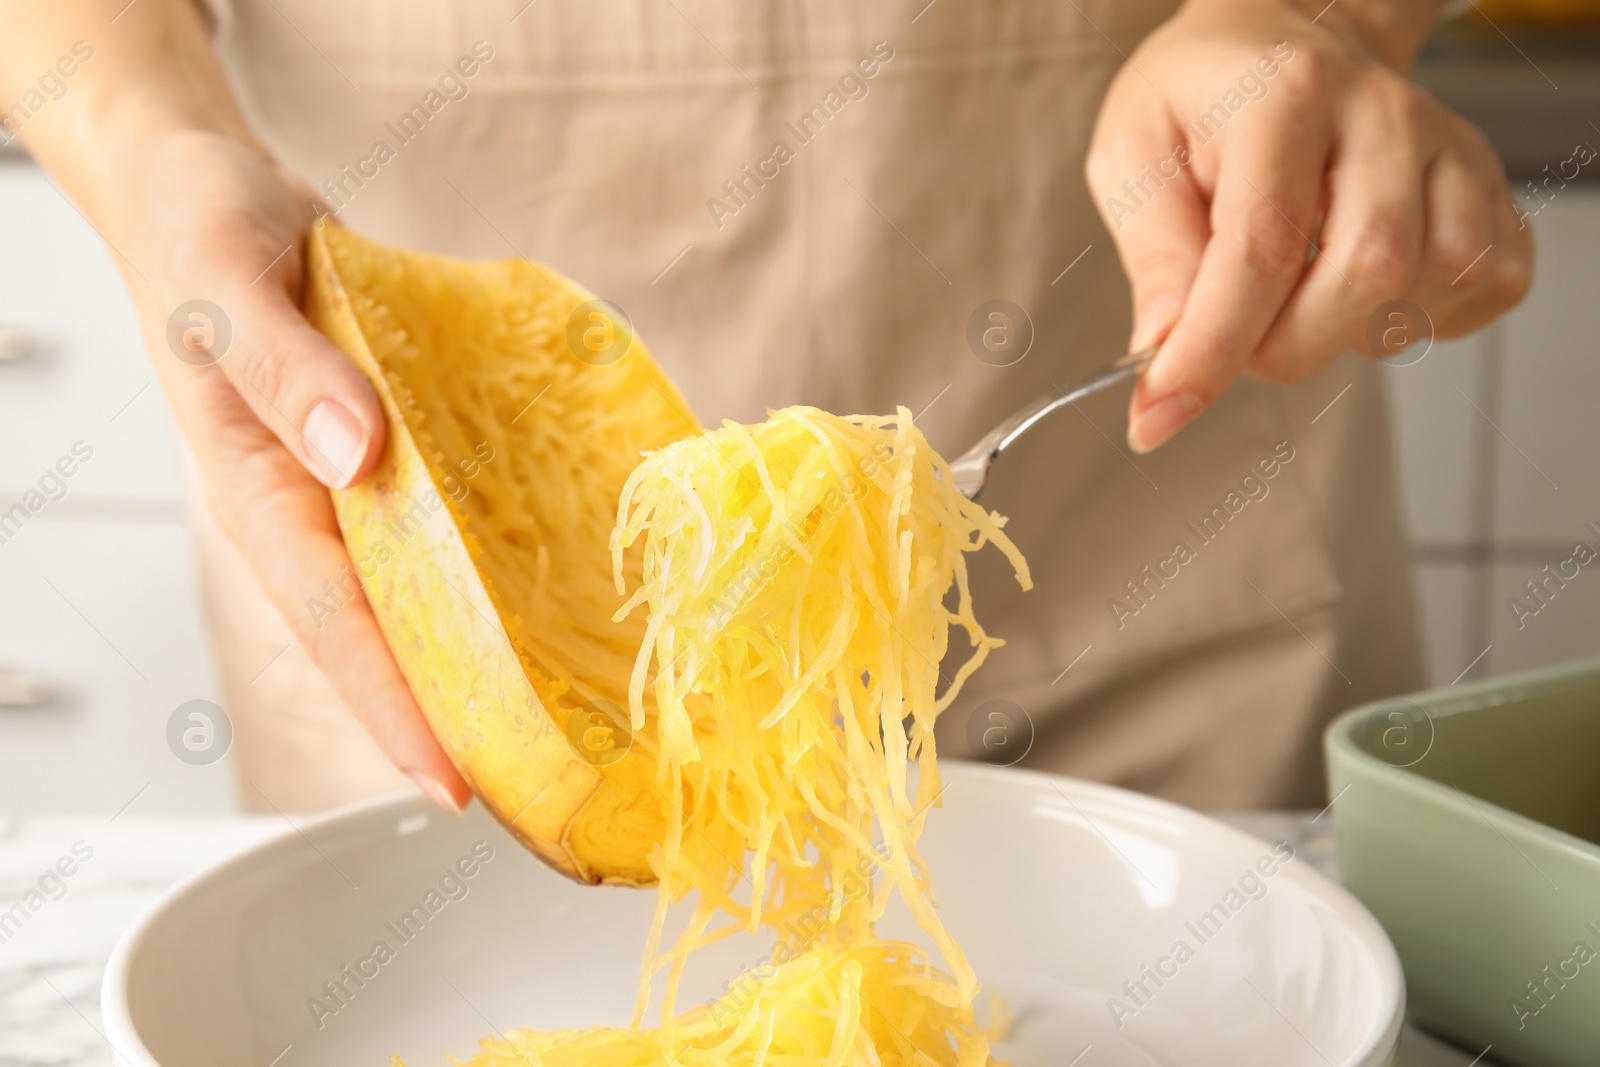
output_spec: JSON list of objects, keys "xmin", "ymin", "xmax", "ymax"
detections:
[{"xmin": 304, "ymin": 221, "xmax": 699, "ymax": 885}]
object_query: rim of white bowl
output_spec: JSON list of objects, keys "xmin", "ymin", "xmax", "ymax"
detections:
[
  {"xmin": 101, "ymin": 786, "xmax": 426, "ymax": 1067},
  {"xmin": 937, "ymin": 762, "xmax": 1407, "ymax": 1067},
  {"xmin": 101, "ymin": 767, "xmax": 1404, "ymax": 1067}
]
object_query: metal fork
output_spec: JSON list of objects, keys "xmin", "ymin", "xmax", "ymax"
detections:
[{"xmin": 948, "ymin": 345, "xmax": 1156, "ymax": 501}]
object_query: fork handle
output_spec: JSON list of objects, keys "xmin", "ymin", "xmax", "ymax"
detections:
[
  {"xmin": 949, "ymin": 345, "xmax": 1156, "ymax": 500},
  {"xmin": 995, "ymin": 345, "xmax": 1157, "ymax": 457}
]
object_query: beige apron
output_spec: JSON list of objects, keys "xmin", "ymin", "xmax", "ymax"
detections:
[{"xmin": 192, "ymin": 0, "xmax": 1422, "ymax": 812}]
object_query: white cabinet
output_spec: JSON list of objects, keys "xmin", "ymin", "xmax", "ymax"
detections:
[
  {"xmin": 0, "ymin": 162, "xmax": 182, "ymax": 500},
  {"xmin": 0, "ymin": 159, "xmax": 234, "ymax": 817}
]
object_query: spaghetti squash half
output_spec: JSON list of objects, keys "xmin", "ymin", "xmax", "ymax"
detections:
[
  {"xmin": 309, "ymin": 224, "xmax": 1032, "ymax": 1066},
  {"xmin": 307, "ymin": 221, "xmax": 698, "ymax": 885}
]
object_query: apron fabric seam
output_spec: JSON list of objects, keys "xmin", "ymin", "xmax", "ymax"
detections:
[{"xmin": 316, "ymin": 38, "xmax": 1121, "ymax": 93}]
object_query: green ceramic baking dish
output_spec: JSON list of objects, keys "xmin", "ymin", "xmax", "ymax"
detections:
[{"xmin": 1326, "ymin": 656, "xmax": 1600, "ymax": 1067}]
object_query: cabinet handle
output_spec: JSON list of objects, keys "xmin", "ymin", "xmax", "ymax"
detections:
[
  {"xmin": 0, "ymin": 326, "xmax": 30, "ymax": 363},
  {"xmin": 0, "ymin": 669, "xmax": 50, "ymax": 708}
]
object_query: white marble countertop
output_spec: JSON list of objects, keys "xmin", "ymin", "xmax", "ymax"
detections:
[{"xmin": 0, "ymin": 810, "xmax": 1495, "ymax": 1067}]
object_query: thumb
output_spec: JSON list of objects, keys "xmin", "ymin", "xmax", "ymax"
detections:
[{"xmin": 172, "ymin": 276, "xmax": 387, "ymax": 489}]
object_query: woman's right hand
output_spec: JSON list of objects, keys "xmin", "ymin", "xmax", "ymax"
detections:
[{"xmin": 1, "ymin": 0, "xmax": 471, "ymax": 811}]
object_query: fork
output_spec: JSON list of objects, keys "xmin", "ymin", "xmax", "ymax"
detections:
[{"xmin": 947, "ymin": 345, "xmax": 1156, "ymax": 501}]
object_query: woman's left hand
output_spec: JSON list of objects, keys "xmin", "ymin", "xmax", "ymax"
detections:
[{"xmin": 1087, "ymin": 0, "xmax": 1533, "ymax": 452}]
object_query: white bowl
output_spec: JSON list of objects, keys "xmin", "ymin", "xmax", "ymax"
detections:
[{"xmin": 103, "ymin": 764, "xmax": 1402, "ymax": 1067}]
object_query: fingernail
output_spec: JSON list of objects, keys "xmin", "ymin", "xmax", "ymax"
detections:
[
  {"xmin": 1131, "ymin": 292, "xmax": 1182, "ymax": 353},
  {"xmin": 302, "ymin": 400, "xmax": 367, "ymax": 488},
  {"xmin": 408, "ymin": 770, "xmax": 467, "ymax": 814},
  {"xmin": 1127, "ymin": 394, "xmax": 1200, "ymax": 454}
]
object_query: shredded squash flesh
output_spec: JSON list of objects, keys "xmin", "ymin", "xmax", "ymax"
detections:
[{"xmin": 423, "ymin": 406, "xmax": 1030, "ymax": 1067}]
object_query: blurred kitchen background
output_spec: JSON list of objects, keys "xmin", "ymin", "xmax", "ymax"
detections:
[{"xmin": 0, "ymin": 9, "xmax": 1597, "ymax": 820}]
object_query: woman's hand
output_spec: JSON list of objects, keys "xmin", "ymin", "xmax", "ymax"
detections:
[
  {"xmin": 131, "ymin": 131, "xmax": 472, "ymax": 812},
  {"xmin": 1, "ymin": 0, "xmax": 471, "ymax": 811},
  {"xmin": 1087, "ymin": 0, "xmax": 1533, "ymax": 452}
]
